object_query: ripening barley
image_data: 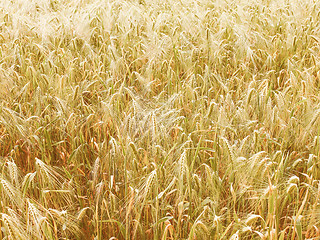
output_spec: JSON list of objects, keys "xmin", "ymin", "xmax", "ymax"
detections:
[{"xmin": 1, "ymin": 0, "xmax": 320, "ymax": 239}]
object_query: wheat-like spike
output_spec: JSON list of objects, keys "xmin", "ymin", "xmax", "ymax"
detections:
[
  {"xmin": 178, "ymin": 149, "xmax": 187, "ymax": 177},
  {"xmin": 221, "ymin": 137, "xmax": 235, "ymax": 162},
  {"xmin": 151, "ymin": 111, "xmax": 157, "ymax": 138},
  {"xmin": 249, "ymin": 151, "xmax": 267, "ymax": 168},
  {"xmin": 35, "ymin": 158, "xmax": 64, "ymax": 189},
  {"xmin": 35, "ymin": 158, "xmax": 76, "ymax": 205},
  {"xmin": 0, "ymin": 178, "xmax": 22, "ymax": 208},
  {"xmin": 7, "ymin": 160, "xmax": 19, "ymax": 188},
  {"xmin": 7, "ymin": 208, "xmax": 20, "ymax": 222},
  {"xmin": 129, "ymin": 141, "xmax": 139, "ymax": 159},
  {"xmin": 77, "ymin": 207, "xmax": 90, "ymax": 221},
  {"xmin": 92, "ymin": 157, "xmax": 100, "ymax": 186},
  {"xmin": 73, "ymin": 85, "xmax": 79, "ymax": 101},
  {"xmin": 177, "ymin": 149, "xmax": 187, "ymax": 193},
  {"xmin": 109, "ymin": 136, "xmax": 118, "ymax": 156},
  {"xmin": 2, "ymin": 214, "xmax": 16, "ymax": 240},
  {"xmin": 95, "ymin": 181, "xmax": 104, "ymax": 204},
  {"xmin": 206, "ymin": 100, "xmax": 217, "ymax": 118},
  {"xmin": 135, "ymin": 170, "xmax": 156, "ymax": 205},
  {"xmin": 145, "ymin": 170, "xmax": 156, "ymax": 194},
  {"xmin": 26, "ymin": 199, "xmax": 44, "ymax": 237},
  {"xmin": 1, "ymin": 213, "xmax": 24, "ymax": 240},
  {"xmin": 21, "ymin": 172, "xmax": 36, "ymax": 197},
  {"xmin": 309, "ymin": 108, "xmax": 320, "ymax": 128}
]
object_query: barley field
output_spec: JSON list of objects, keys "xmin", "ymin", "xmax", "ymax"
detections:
[{"xmin": 0, "ymin": 0, "xmax": 320, "ymax": 239}]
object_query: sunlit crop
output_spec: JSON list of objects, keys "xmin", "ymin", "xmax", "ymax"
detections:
[{"xmin": 1, "ymin": 0, "xmax": 320, "ymax": 239}]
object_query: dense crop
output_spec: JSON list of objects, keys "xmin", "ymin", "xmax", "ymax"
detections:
[{"xmin": 1, "ymin": 0, "xmax": 320, "ymax": 239}]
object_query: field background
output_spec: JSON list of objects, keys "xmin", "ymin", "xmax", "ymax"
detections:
[{"xmin": 1, "ymin": 0, "xmax": 320, "ymax": 239}]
